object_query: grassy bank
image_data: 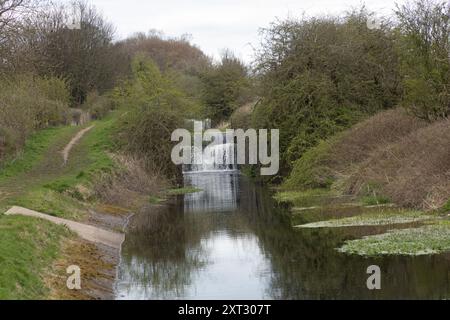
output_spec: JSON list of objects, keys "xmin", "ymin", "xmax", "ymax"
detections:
[
  {"xmin": 0, "ymin": 126, "xmax": 78, "ymax": 181},
  {"xmin": 0, "ymin": 215, "xmax": 70, "ymax": 299},
  {"xmin": 274, "ymin": 189, "xmax": 343, "ymax": 208},
  {"xmin": 0, "ymin": 113, "xmax": 117, "ymax": 217},
  {"xmin": 0, "ymin": 112, "xmax": 120, "ymax": 299},
  {"xmin": 281, "ymin": 108, "xmax": 450, "ymax": 212},
  {"xmin": 0, "ymin": 105, "xmax": 184, "ymax": 298}
]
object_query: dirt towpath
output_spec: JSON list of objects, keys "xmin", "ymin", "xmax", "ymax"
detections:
[
  {"xmin": 5, "ymin": 206, "xmax": 124, "ymax": 249},
  {"xmin": 62, "ymin": 125, "xmax": 94, "ymax": 165}
]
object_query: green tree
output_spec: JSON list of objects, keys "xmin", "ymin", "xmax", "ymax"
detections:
[
  {"xmin": 395, "ymin": 0, "xmax": 450, "ymax": 120},
  {"xmin": 200, "ymin": 50, "xmax": 251, "ymax": 124},
  {"xmin": 115, "ymin": 55, "xmax": 197, "ymax": 181},
  {"xmin": 253, "ymin": 10, "xmax": 401, "ymax": 179}
]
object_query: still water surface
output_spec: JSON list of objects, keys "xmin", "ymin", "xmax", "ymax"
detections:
[{"xmin": 116, "ymin": 172, "xmax": 450, "ymax": 299}]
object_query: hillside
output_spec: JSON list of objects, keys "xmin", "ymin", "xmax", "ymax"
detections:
[{"xmin": 283, "ymin": 108, "xmax": 450, "ymax": 211}]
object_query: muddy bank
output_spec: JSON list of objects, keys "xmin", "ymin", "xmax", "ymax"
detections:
[{"xmin": 47, "ymin": 204, "xmax": 134, "ymax": 300}]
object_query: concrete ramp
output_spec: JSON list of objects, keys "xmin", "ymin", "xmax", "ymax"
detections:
[{"xmin": 5, "ymin": 206, "xmax": 124, "ymax": 249}]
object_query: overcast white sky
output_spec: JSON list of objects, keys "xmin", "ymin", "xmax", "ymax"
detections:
[{"xmin": 64, "ymin": 0, "xmax": 406, "ymax": 62}]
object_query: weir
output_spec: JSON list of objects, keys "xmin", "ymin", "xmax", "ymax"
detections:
[{"xmin": 182, "ymin": 120, "xmax": 238, "ymax": 173}]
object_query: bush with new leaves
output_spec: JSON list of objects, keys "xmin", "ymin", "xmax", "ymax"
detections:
[
  {"xmin": 0, "ymin": 75, "xmax": 70, "ymax": 160},
  {"xmin": 114, "ymin": 55, "xmax": 197, "ymax": 182}
]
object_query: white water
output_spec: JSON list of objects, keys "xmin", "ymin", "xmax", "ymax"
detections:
[{"xmin": 183, "ymin": 121, "xmax": 238, "ymax": 173}]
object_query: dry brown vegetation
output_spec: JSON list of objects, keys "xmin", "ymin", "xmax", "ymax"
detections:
[
  {"xmin": 328, "ymin": 108, "xmax": 428, "ymax": 173},
  {"xmin": 117, "ymin": 31, "xmax": 210, "ymax": 73},
  {"xmin": 284, "ymin": 109, "xmax": 427, "ymax": 188},
  {"xmin": 344, "ymin": 117, "xmax": 450, "ymax": 210},
  {"xmin": 230, "ymin": 100, "xmax": 258, "ymax": 129},
  {"xmin": 0, "ymin": 75, "xmax": 70, "ymax": 160},
  {"xmin": 286, "ymin": 108, "xmax": 450, "ymax": 211},
  {"xmin": 93, "ymin": 154, "xmax": 169, "ymax": 208},
  {"xmin": 45, "ymin": 238, "xmax": 117, "ymax": 300}
]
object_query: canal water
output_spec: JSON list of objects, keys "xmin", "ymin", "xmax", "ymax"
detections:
[{"xmin": 115, "ymin": 171, "xmax": 450, "ymax": 300}]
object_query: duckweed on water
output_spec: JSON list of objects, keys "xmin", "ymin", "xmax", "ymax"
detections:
[
  {"xmin": 295, "ymin": 210, "xmax": 435, "ymax": 228},
  {"xmin": 338, "ymin": 222, "xmax": 450, "ymax": 256}
]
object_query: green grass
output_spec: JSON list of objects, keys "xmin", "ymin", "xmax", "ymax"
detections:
[
  {"xmin": 282, "ymin": 139, "xmax": 335, "ymax": 190},
  {"xmin": 149, "ymin": 196, "xmax": 167, "ymax": 204},
  {"xmin": 0, "ymin": 113, "xmax": 119, "ymax": 219},
  {"xmin": 361, "ymin": 194, "xmax": 391, "ymax": 206},
  {"xmin": 43, "ymin": 114, "xmax": 117, "ymax": 192},
  {"xmin": 167, "ymin": 187, "xmax": 203, "ymax": 195},
  {"xmin": 14, "ymin": 189, "xmax": 86, "ymax": 219},
  {"xmin": 0, "ymin": 125, "xmax": 83, "ymax": 214},
  {"xmin": 0, "ymin": 215, "xmax": 70, "ymax": 299},
  {"xmin": 338, "ymin": 221, "xmax": 450, "ymax": 256},
  {"xmin": 0, "ymin": 112, "xmax": 122, "ymax": 299},
  {"xmin": 295, "ymin": 209, "xmax": 435, "ymax": 228},
  {"xmin": 274, "ymin": 189, "xmax": 337, "ymax": 207},
  {"xmin": 0, "ymin": 126, "xmax": 78, "ymax": 182},
  {"xmin": 274, "ymin": 189, "xmax": 331, "ymax": 202},
  {"xmin": 148, "ymin": 187, "xmax": 203, "ymax": 204}
]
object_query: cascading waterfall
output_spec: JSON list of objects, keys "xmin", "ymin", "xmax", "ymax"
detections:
[
  {"xmin": 183, "ymin": 120, "xmax": 238, "ymax": 173},
  {"xmin": 182, "ymin": 120, "xmax": 240, "ymax": 212},
  {"xmin": 203, "ymin": 142, "xmax": 237, "ymax": 171}
]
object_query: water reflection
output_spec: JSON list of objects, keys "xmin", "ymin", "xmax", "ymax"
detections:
[
  {"xmin": 116, "ymin": 173, "xmax": 450, "ymax": 300},
  {"xmin": 183, "ymin": 172, "xmax": 239, "ymax": 213}
]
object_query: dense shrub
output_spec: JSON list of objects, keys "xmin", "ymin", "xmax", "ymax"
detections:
[
  {"xmin": 82, "ymin": 91, "xmax": 116, "ymax": 120},
  {"xmin": 253, "ymin": 10, "xmax": 402, "ymax": 179},
  {"xmin": 0, "ymin": 75, "xmax": 70, "ymax": 160},
  {"xmin": 327, "ymin": 108, "xmax": 427, "ymax": 171},
  {"xmin": 114, "ymin": 55, "xmax": 193, "ymax": 181},
  {"xmin": 30, "ymin": 1, "xmax": 118, "ymax": 104},
  {"xmin": 396, "ymin": 0, "xmax": 450, "ymax": 120},
  {"xmin": 200, "ymin": 51, "xmax": 253, "ymax": 124},
  {"xmin": 115, "ymin": 32, "xmax": 211, "ymax": 118},
  {"xmin": 0, "ymin": 126, "xmax": 20, "ymax": 160},
  {"xmin": 283, "ymin": 140, "xmax": 334, "ymax": 190}
]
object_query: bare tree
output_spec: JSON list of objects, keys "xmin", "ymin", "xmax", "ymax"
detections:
[
  {"xmin": 9, "ymin": 0, "xmax": 118, "ymax": 103},
  {"xmin": 1, "ymin": 0, "xmax": 24, "ymax": 32},
  {"xmin": 0, "ymin": 0, "xmax": 42, "ymax": 39},
  {"xmin": 0, "ymin": 0, "xmax": 43, "ymax": 74}
]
